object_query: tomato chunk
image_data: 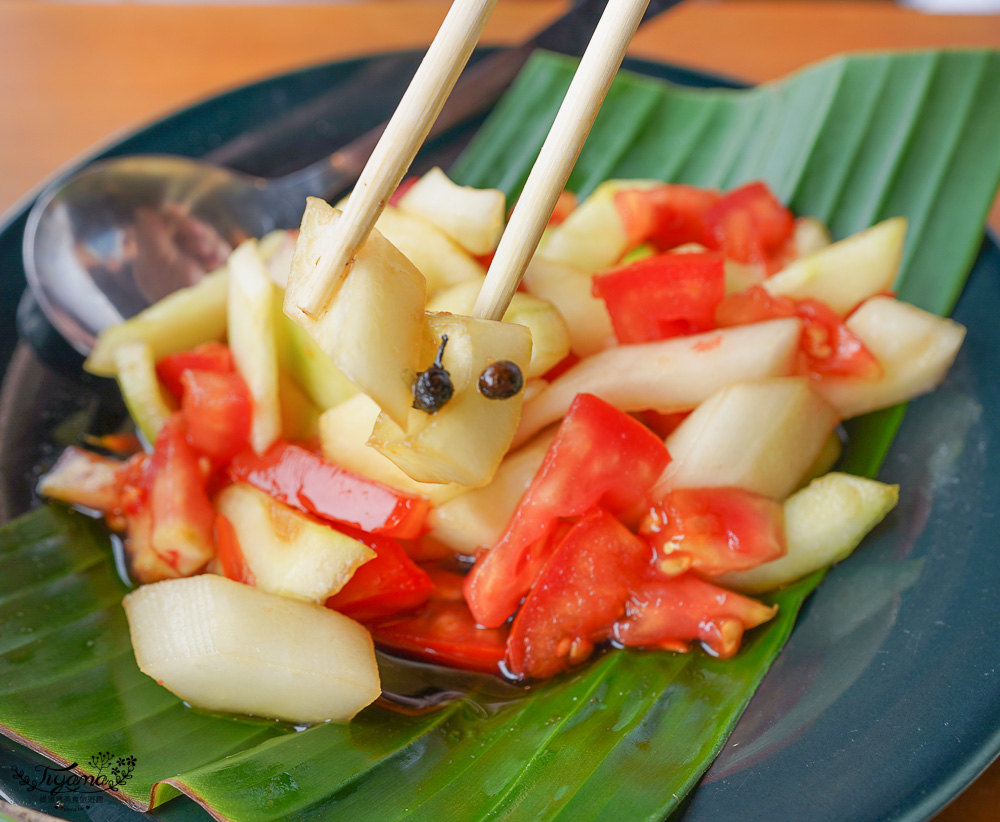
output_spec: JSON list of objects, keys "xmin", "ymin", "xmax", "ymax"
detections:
[
  {"xmin": 640, "ymin": 487, "xmax": 786, "ymax": 577},
  {"xmin": 147, "ymin": 414, "xmax": 216, "ymax": 575},
  {"xmin": 506, "ymin": 508, "xmax": 652, "ymax": 680},
  {"xmin": 180, "ymin": 370, "xmax": 253, "ymax": 464},
  {"xmin": 156, "ymin": 341, "xmax": 234, "ymax": 399},
  {"xmin": 325, "ymin": 527, "xmax": 433, "ymax": 621},
  {"xmin": 615, "ymin": 185, "xmax": 721, "ymax": 251},
  {"xmin": 214, "ymin": 513, "xmax": 255, "ymax": 585},
  {"xmin": 613, "ymin": 573, "xmax": 777, "ymax": 658},
  {"xmin": 703, "ymin": 181, "xmax": 794, "ymax": 268},
  {"xmin": 464, "ymin": 394, "xmax": 671, "ymax": 628},
  {"xmin": 716, "ymin": 285, "xmax": 882, "ymax": 380},
  {"xmin": 794, "ymin": 299, "xmax": 883, "ymax": 379},
  {"xmin": 370, "ymin": 572, "xmax": 508, "ymax": 675},
  {"xmin": 388, "ymin": 176, "xmax": 418, "ymax": 207},
  {"xmin": 228, "ymin": 442, "xmax": 429, "ymax": 538},
  {"xmin": 593, "ymin": 252, "xmax": 725, "ymax": 344}
]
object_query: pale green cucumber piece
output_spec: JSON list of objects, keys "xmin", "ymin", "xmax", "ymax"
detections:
[
  {"xmin": 113, "ymin": 340, "xmax": 174, "ymax": 443},
  {"xmin": 537, "ymin": 179, "xmax": 659, "ymax": 273},
  {"xmin": 86, "ymin": 268, "xmax": 229, "ymax": 377},
  {"xmin": 278, "ymin": 371, "xmax": 322, "ymax": 440},
  {"xmin": 763, "ymin": 217, "xmax": 906, "ymax": 315},
  {"xmin": 228, "ymin": 240, "xmax": 281, "ymax": 454},
  {"xmin": 274, "ymin": 287, "xmax": 358, "ymax": 411},
  {"xmin": 717, "ymin": 472, "xmax": 898, "ymax": 594},
  {"xmin": 620, "ymin": 243, "xmax": 657, "ymax": 265},
  {"xmin": 426, "ymin": 280, "xmax": 570, "ymax": 378},
  {"xmin": 85, "ymin": 229, "xmax": 291, "ymax": 377},
  {"xmin": 796, "ymin": 430, "xmax": 844, "ymax": 490}
]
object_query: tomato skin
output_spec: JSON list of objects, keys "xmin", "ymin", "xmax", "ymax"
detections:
[
  {"xmin": 370, "ymin": 568, "xmax": 507, "ymax": 674},
  {"xmin": 613, "ymin": 573, "xmax": 777, "ymax": 658},
  {"xmin": 703, "ymin": 182, "xmax": 795, "ymax": 268},
  {"xmin": 156, "ymin": 341, "xmax": 234, "ymax": 400},
  {"xmin": 228, "ymin": 442, "xmax": 430, "ymax": 538},
  {"xmin": 463, "ymin": 394, "xmax": 671, "ymax": 628},
  {"xmin": 547, "ymin": 190, "xmax": 579, "ymax": 227},
  {"xmin": 716, "ymin": 285, "xmax": 882, "ymax": 380},
  {"xmin": 640, "ymin": 487, "xmax": 786, "ymax": 578},
  {"xmin": 506, "ymin": 508, "xmax": 652, "ymax": 680},
  {"xmin": 641, "ymin": 410, "xmax": 691, "ymax": 439},
  {"xmin": 593, "ymin": 252, "xmax": 725, "ymax": 344},
  {"xmin": 794, "ymin": 299, "xmax": 882, "ymax": 379},
  {"xmin": 388, "ymin": 176, "xmax": 418, "ymax": 207},
  {"xmin": 541, "ymin": 352, "xmax": 580, "ymax": 382},
  {"xmin": 715, "ymin": 282, "xmax": 796, "ymax": 326},
  {"xmin": 615, "ymin": 185, "xmax": 721, "ymax": 250},
  {"xmin": 422, "ymin": 566, "xmax": 468, "ymax": 601},
  {"xmin": 180, "ymin": 370, "xmax": 253, "ymax": 464},
  {"xmin": 325, "ymin": 526, "xmax": 433, "ymax": 621},
  {"xmin": 147, "ymin": 414, "xmax": 216, "ymax": 575},
  {"xmin": 370, "ymin": 599, "xmax": 509, "ymax": 675},
  {"xmin": 214, "ymin": 513, "xmax": 256, "ymax": 585}
]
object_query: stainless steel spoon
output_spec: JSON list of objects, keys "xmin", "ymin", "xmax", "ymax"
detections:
[{"xmin": 23, "ymin": 0, "xmax": 681, "ymax": 355}]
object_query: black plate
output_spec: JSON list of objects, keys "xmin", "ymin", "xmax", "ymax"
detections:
[{"xmin": 0, "ymin": 50, "xmax": 998, "ymax": 822}]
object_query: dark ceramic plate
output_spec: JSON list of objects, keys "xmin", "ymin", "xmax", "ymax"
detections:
[{"xmin": 0, "ymin": 50, "xmax": 998, "ymax": 822}]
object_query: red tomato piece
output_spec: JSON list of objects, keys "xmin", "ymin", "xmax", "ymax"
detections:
[
  {"xmin": 613, "ymin": 573, "xmax": 777, "ymax": 659},
  {"xmin": 325, "ymin": 526, "xmax": 433, "ymax": 621},
  {"xmin": 795, "ymin": 299, "xmax": 883, "ymax": 379},
  {"xmin": 716, "ymin": 286, "xmax": 882, "ymax": 380},
  {"xmin": 506, "ymin": 508, "xmax": 652, "ymax": 680},
  {"xmin": 369, "ymin": 599, "xmax": 509, "ymax": 675},
  {"xmin": 228, "ymin": 442, "xmax": 430, "ymax": 538},
  {"xmin": 614, "ymin": 185, "xmax": 721, "ymax": 251},
  {"xmin": 388, "ymin": 176, "xmax": 418, "ymax": 207},
  {"xmin": 180, "ymin": 370, "xmax": 253, "ymax": 464},
  {"xmin": 82, "ymin": 432, "xmax": 143, "ymax": 456},
  {"xmin": 463, "ymin": 394, "xmax": 671, "ymax": 628},
  {"xmin": 541, "ymin": 352, "xmax": 580, "ymax": 382},
  {"xmin": 715, "ymin": 283, "xmax": 796, "ymax": 327},
  {"xmin": 147, "ymin": 414, "xmax": 216, "ymax": 575},
  {"xmin": 641, "ymin": 410, "xmax": 691, "ymax": 439},
  {"xmin": 156, "ymin": 341, "xmax": 234, "ymax": 399},
  {"xmin": 592, "ymin": 251, "xmax": 725, "ymax": 344},
  {"xmin": 473, "ymin": 250, "xmax": 497, "ymax": 270},
  {"xmin": 703, "ymin": 182, "xmax": 794, "ymax": 268},
  {"xmin": 214, "ymin": 513, "xmax": 256, "ymax": 585},
  {"xmin": 112, "ymin": 452, "xmax": 151, "ymax": 524},
  {"xmin": 639, "ymin": 487, "xmax": 786, "ymax": 578},
  {"xmin": 547, "ymin": 190, "xmax": 578, "ymax": 227},
  {"xmin": 422, "ymin": 565, "xmax": 469, "ymax": 601}
]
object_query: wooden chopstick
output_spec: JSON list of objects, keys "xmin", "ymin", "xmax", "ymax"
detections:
[
  {"xmin": 294, "ymin": 0, "xmax": 498, "ymax": 317},
  {"xmin": 472, "ymin": 0, "xmax": 651, "ymax": 322}
]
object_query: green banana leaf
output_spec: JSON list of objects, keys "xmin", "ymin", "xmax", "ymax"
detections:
[{"xmin": 2, "ymin": 48, "xmax": 999, "ymax": 821}]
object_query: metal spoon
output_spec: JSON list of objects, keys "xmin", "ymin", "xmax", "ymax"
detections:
[{"xmin": 23, "ymin": 0, "xmax": 681, "ymax": 355}]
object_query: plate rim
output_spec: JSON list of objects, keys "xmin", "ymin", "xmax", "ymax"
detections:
[{"xmin": 1, "ymin": 46, "xmax": 998, "ymax": 822}]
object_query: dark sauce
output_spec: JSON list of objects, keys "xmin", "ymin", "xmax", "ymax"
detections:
[{"xmin": 3, "ymin": 343, "xmax": 533, "ymax": 717}]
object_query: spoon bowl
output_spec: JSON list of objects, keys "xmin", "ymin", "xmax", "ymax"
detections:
[
  {"xmin": 22, "ymin": 155, "xmax": 311, "ymax": 355},
  {"xmin": 19, "ymin": 0, "xmax": 681, "ymax": 357}
]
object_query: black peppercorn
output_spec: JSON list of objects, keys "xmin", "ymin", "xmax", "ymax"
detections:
[
  {"xmin": 478, "ymin": 360, "xmax": 524, "ymax": 400},
  {"xmin": 412, "ymin": 335, "xmax": 454, "ymax": 414}
]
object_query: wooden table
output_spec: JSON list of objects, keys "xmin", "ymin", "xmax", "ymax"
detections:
[{"xmin": 0, "ymin": 1, "xmax": 998, "ymax": 820}]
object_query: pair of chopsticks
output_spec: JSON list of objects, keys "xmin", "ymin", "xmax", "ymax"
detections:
[{"xmin": 295, "ymin": 0, "xmax": 652, "ymax": 323}]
